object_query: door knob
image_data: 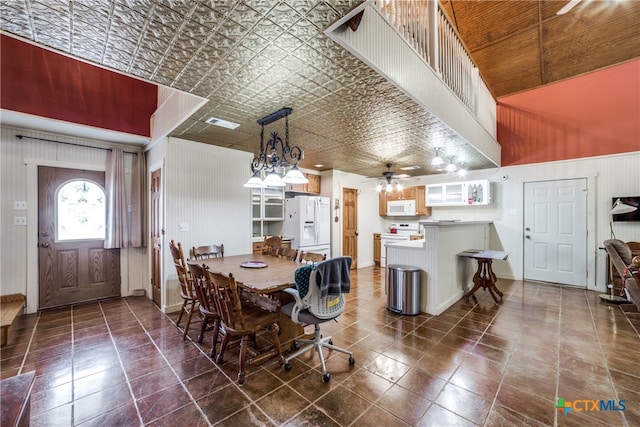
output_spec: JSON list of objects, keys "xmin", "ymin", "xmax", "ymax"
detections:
[
  {"xmin": 525, "ymin": 235, "xmax": 531, "ymax": 239},
  {"xmin": 525, "ymin": 227, "xmax": 530, "ymax": 231},
  {"xmin": 40, "ymin": 243, "xmax": 50, "ymax": 248}
]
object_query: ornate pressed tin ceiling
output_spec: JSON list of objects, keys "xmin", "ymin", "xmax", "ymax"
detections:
[{"xmin": 2, "ymin": 0, "xmax": 638, "ymax": 177}]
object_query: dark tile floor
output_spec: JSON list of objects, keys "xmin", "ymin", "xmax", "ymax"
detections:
[{"xmin": 2, "ymin": 266, "xmax": 639, "ymax": 426}]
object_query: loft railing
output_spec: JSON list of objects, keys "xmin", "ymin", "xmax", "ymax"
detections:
[{"xmin": 374, "ymin": 0, "xmax": 495, "ymax": 122}]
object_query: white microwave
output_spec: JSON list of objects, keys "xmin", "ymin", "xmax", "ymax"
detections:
[{"xmin": 386, "ymin": 200, "xmax": 416, "ymax": 216}]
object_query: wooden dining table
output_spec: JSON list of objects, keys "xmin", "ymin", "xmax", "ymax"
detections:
[{"xmin": 199, "ymin": 253, "xmax": 305, "ymax": 345}]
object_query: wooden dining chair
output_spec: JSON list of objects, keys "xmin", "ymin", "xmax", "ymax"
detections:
[
  {"xmin": 262, "ymin": 235, "xmax": 282, "ymax": 256},
  {"xmin": 299, "ymin": 251, "xmax": 327, "ymax": 263},
  {"xmin": 205, "ymin": 267, "xmax": 284, "ymax": 385},
  {"xmin": 192, "ymin": 244, "xmax": 224, "ymax": 260},
  {"xmin": 169, "ymin": 240, "xmax": 198, "ymax": 339},
  {"xmin": 278, "ymin": 247, "xmax": 299, "ymax": 261},
  {"xmin": 186, "ymin": 261, "xmax": 220, "ymax": 357}
]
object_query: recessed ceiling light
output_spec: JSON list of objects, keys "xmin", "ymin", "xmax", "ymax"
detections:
[
  {"xmin": 206, "ymin": 117, "xmax": 240, "ymax": 129},
  {"xmin": 400, "ymin": 165, "xmax": 420, "ymax": 171}
]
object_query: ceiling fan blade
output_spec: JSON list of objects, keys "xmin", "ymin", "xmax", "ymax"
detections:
[{"xmin": 556, "ymin": 0, "xmax": 581, "ymax": 15}]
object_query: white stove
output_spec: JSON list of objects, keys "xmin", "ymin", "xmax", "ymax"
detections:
[{"xmin": 380, "ymin": 223, "xmax": 420, "ymax": 267}]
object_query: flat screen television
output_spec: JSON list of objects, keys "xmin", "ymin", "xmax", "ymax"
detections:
[{"xmin": 611, "ymin": 196, "xmax": 640, "ymax": 222}]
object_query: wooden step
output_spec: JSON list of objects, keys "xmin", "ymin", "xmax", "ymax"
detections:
[{"xmin": 1, "ymin": 294, "xmax": 26, "ymax": 346}]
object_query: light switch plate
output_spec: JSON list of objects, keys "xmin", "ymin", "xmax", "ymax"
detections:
[{"xmin": 14, "ymin": 201, "xmax": 27, "ymax": 210}]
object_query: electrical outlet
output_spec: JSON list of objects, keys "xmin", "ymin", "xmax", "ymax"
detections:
[
  {"xmin": 14, "ymin": 217, "xmax": 27, "ymax": 226},
  {"xmin": 179, "ymin": 223, "xmax": 189, "ymax": 232},
  {"xmin": 14, "ymin": 201, "xmax": 27, "ymax": 210}
]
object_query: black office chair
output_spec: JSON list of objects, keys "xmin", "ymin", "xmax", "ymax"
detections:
[{"xmin": 281, "ymin": 256, "xmax": 355, "ymax": 382}]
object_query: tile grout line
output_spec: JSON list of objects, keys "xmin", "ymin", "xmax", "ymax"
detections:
[
  {"xmin": 159, "ymin": 301, "xmax": 283, "ymax": 426},
  {"xmin": 585, "ymin": 291, "xmax": 629, "ymax": 427},
  {"xmin": 121, "ymin": 298, "xmax": 281, "ymax": 427},
  {"xmin": 481, "ymin": 281, "xmax": 541, "ymax": 427},
  {"xmin": 553, "ymin": 286, "xmax": 563, "ymax": 427},
  {"xmin": 95, "ymin": 300, "xmax": 145, "ymax": 426},
  {"xmin": 70, "ymin": 307, "xmax": 75, "ymax": 425},
  {"xmin": 16, "ymin": 311, "xmax": 40, "ymax": 376}
]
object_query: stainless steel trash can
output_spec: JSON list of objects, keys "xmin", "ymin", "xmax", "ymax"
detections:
[{"xmin": 386, "ymin": 264, "xmax": 422, "ymax": 315}]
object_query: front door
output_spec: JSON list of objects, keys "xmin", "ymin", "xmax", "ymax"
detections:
[
  {"xmin": 151, "ymin": 168, "xmax": 162, "ymax": 307},
  {"xmin": 38, "ymin": 166, "xmax": 120, "ymax": 309},
  {"xmin": 342, "ymin": 188, "xmax": 358, "ymax": 269},
  {"xmin": 523, "ymin": 178, "xmax": 587, "ymax": 286}
]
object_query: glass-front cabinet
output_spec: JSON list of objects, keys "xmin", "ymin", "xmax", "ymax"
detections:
[
  {"xmin": 251, "ymin": 186, "xmax": 284, "ymax": 238},
  {"xmin": 426, "ymin": 179, "xmax": 492, "ymax": 206}
]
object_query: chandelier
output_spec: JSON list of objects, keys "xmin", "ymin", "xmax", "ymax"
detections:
[{"xmin": 243, "ymin": 107, "xmax": 308, "ymax": 188}]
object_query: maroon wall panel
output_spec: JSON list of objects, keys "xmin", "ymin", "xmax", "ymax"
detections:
[
  {"xmin": 1, "ymin": 35, "xmax": 157, "ymax": 137},
  {"xmin": 497, "ymin": 59, "xmax": 640, "ymax": 166}
]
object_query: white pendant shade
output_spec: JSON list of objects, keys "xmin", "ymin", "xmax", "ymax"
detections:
[
  {"xmin": 282, "ymin": 166, "xmax": 308, "ymax": 184},
  {"xmin": 263, "ymin": 172, "xmax": 286, "ymax": 187},
  {"xmin": 243, "ymin": 173, "xmax": 265, "ymax": 188},
  {"xmin": 431, "ymin": 155, "xmax": 444, "ymax": 166}
]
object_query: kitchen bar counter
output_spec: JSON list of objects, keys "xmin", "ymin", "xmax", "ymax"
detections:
[{"xmin": 386, "ymin": 221, "xmax": 491, "ymax": 315}]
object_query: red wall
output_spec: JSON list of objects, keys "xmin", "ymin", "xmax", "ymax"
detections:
[
  {"xmin": 0, "ymin": 34, "xmax": 157, "ymax": 137},
  {"xmin": 497, "ymin": 59, "xmax": 640, "ymax": 166}
]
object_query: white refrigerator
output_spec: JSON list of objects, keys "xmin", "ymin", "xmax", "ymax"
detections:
[{"xmin": 284, "ymin": 196, "xmax": 331, "ymax": 257}]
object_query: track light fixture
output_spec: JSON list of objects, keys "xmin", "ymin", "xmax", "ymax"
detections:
[
  {"xmin": 445, "ymin": 156, "xmax": 457, "ymax": 173},
  {"xmin": 431, "ymin": 148, "xmax": 444, "ymax": 167}
]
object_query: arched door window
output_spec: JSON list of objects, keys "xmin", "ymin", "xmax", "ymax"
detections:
[{"xmin": 57, "ymin": 180, "xmax": 106, "ymax": 241}]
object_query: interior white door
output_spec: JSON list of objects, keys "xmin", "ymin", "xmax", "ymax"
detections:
[{"xmin": 523, "ymin": 178, "xmax": 587, "ymax": 286}]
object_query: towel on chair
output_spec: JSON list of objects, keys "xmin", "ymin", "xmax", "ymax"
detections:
[{"xmin": 315, "ymin": 256, "xmax": 352, "ymax": 297}]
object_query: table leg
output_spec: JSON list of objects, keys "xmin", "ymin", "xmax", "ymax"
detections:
[
  {"xmin": 464, "ymin": 259, "xmax": 503, "ymax": 304},
  {"xmin": 484, "ymin": 259, "xmax": 503, "ymax": 303},
  {"xmin": 464, "ymin": 259, "xmax": 485, "ymax": 301}
]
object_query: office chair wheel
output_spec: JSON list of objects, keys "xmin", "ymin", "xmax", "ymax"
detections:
[
  {"xmin": 284, "ymin": 363, "xmax": 292, "ymax": 371},
  {"xmin": 323, "ymin": 373, "xmax": 331, "ymax": 383},
  {"xmin": 349, "ymin": 356, "xmax": 355, "ymax": 365}
]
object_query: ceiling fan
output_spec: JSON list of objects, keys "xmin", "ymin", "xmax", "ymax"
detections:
[
  {"xmin": 556, "ymin": 0, "xmax": 581, "ymax": 15},
  {"xmin": 369, "ymin": 163, "xmax": 418, "ymax": 192}
]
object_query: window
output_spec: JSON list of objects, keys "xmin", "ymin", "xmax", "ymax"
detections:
[{"xmin": 57, "ymin": 180, "xmax": 106, "ymax": 241}]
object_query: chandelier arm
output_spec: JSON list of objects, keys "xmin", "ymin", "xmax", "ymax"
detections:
[{"xmin": 246, "ymin": 107, "xmax": 305, "ymax": 184}]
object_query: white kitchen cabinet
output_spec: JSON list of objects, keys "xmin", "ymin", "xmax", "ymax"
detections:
[
  {"xmin": 251, "ymin": 186, "xmax": 284, "ymax": 238},
  {"xmin": 426, "ymin": 179, "xmax": 492, "ymax": 206}
]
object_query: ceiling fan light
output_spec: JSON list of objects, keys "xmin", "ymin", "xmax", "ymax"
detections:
[
  {"xmin": 457, "ymin": 168, "xmax": 468, "ymax": 177},
  {"xmin": 396, "ymin": 182, "xmax": 404, "ymax": 192},
  {"xmin": 375, "ymin": 183, "xmax": 383, "ymax": 192},
  {"xmin": 445, "ymin": 162, "xmax": 457, "ymax": 173},
  {"xmin": 431, "ymin": 156, "xmax": 444, "ymax": 166},
  {"xmin": 282, "ymin": 166, "xmax": 308, "ymax": 184},
  {"xmin": 386, "ymin": 183, "xmax": 393, "ymax": 192}
]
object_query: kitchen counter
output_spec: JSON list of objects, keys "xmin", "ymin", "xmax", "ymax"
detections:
[
  {"xmin": 419, "ymin": 220, "xmax": 492, "ymax": 227},
  {"xmin": 387, "ymin": 239, "xmax": 425, "ymax": 249},
  {"xmin": 252, "ymin": 236, "xmax": 293, "ymax": 243},
  {"xmin": 386, "ymin": 222, "xmax": 491, "ymax": 315}
]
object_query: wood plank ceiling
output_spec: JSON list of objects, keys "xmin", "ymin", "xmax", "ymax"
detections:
[
  {"xmin": 441, "ymin": 0, "xmax": 640, "ymax": 97},
  {"xmin": 1, "ymin": 0, "xmax": 638, "ymax": 177}
]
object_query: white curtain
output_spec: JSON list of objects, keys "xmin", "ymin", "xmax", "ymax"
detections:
[
  {"xmin": 129, "ymin": 152, "xmax": 146, "ymax": 247},
  {"xmin": 105, "ymin": 148, "xmax": 128, "ymax": 248},
  {"xmin": 105, "ymin": 148, "xmax": 146, "ymax": 248}
]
